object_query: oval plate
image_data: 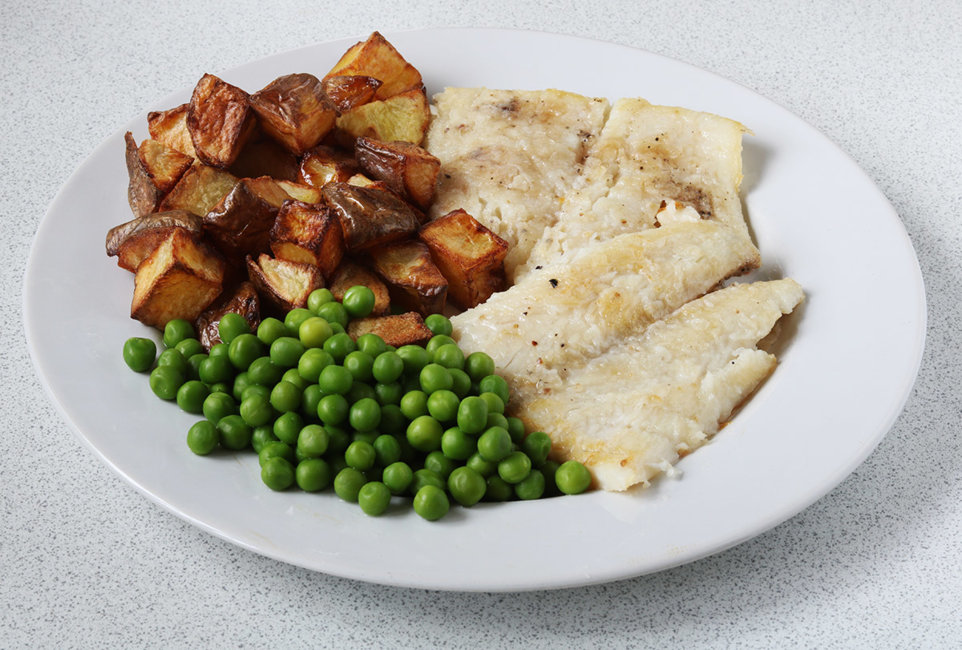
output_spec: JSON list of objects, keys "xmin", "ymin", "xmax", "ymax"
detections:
[{"xmin": 23, "ymin": 28, "xmax": 925, "ymax": 591}]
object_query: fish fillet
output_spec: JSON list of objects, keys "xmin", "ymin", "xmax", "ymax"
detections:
[
  {"xmin": 450, "ymin": 221, "xmax": 760, "ymax": 404},
  {"xmin": 518, "ymin": 98, "xmax": 753, "ymax": 278},
  {"xmin": 425, "ymin": 88, "xmax": 610, "ymax": 277},
  {"xmin": 520, "ymin": 279, "xmax": 805, "ymax": 491}
]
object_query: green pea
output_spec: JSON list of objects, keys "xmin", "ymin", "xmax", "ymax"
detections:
[
  {"xmin": 123, "ymin": 337, "xmax": 157, "ymax": 372},
  {"xmin": 316, "ymin": 302, "xmax": 349, "ymax": 329},
  {"xmin": 396, "ymin": 345, "xmax": 429, "ymax": 375},
  {"xmin": 343, "ymin": 351, "xmax": 375, "ymax": 383},
  {"xmin": 228, "ymin": 333, "xmax": 264, "ymax": 370},
  {"xmin": 231, "ymin": 371, "xmax": 253, "ymax": 402},
  {"xmin": 186, "ymin": 353, "xmax": 207, "ymax": 381},
  {"xmin": 270, "ymin": 337, "xmax": 305, "ymax": 368},
  {"xmin": 479, "ymin": 391, "xmax": 505, "ymax": 415},
  {"xmin": 149, "ymin": 365, "xmax": 184, "ymax": 400},
  {"xmin": 356, "ymin": 333, "xmax": 388, "ymax": 357},
  {"xmin": 371, "ymin": 351, "xmax": 404, "ymax": 384},
  {"xmin": 425, "ymin": 334, "xmax": 456, "ymax": 358},
  {"xmin": 208, "ymin": 342, "xmax": 230, "ymax": 360},
  {"xmin": 157, "ymin": 348, "xmax": 189, "ymax": 376},
  {"xmin": 259, "ymin": 441, "xmax": 295, "ymax": 467},
  {"xmin": 324, "ymin": 425, "xmax": 350, "ymax": 456},
  {"xmin": 301, "ymin": 384, "xmax": 323, "ymax": 419},
  {"xmin": 498, "ymin": 451, "xmax": 532, "ymax": 484},
  {"xmin": 296, "ymin": 348, "xmax": 332, "ymax": 383},
  {"xmin": 163, "ymin": 319, "xmax": 195, "ymax": 349},
  {"xmin": 239, "ymin": 393, "xmax": 274, "ymax": 428},
  {"xmin": 424, "ymin": 450, "xmax": 457, "ymax": 480},
  {"xmin": 447, "ymin": 466, "xmax": 486, "ymax": 506},
  {"xmin": 372, "ymin": 434, "xmax": 402, "ymax": 466},
  {"xmin": 342, "ymin": 285, "xmax": 376, "ymax": 318},
  {"xmin": 251, "ymin": 425, "xmax": 279, "ymax": 454},
  {"xmin": 515, "ymin": 469, "xmax": 545, "ymax": 500},
  {"xmin": 486, "ymin": 412, "xmax": 509, "ymax": 431},
  {"xmin": 348, "ymin": 397, "xmax": 381, "ymax": 432},
  {"xmin": 317, "ymin": 393, "xmax": 349, "ymax": 425},
  {"xmin": 176, "ymin": 380, "xmax": 209, "ymax": 414},
  {"xmin": 407, "ymin": 415, "xmax": 443, "ymax": 452},
  {"xmin": 484, "ymin": 475, "xmax": 513, "ymax": 502},
  {"xmin": 507, "ymin": 417, "xmax": 526, "ymax": 444},
  {"xmin": 374, "ymin": 381, "xmax": 403, "ymax": 406},
  {"xmin": 270, "ymin": 380, "xmax": 302, "ymax": 413},
  {"xmin": 328, "ymin": 322, "xmax": 346, "ymax": 335},
  {"xmin": 174, "ymin": 337, "xmax": 204, "ymax": 361},
  {"xmin": 307, "ymin": 288, "xmax": 335, "ymax": 314},
  {"xmin": 410, "ymin": 468, "xmax": 444, "ymax": 494},
  {"xmin": 217, "ymin": 312, "xmax": 250, "ymax": 344},
  {"xmin": 419, "ymin": 363, "xmax": 453, "ymax": 393},
  {"xmin": 256, "ymin": 317, "xmax": 288, "ymax": 346},
  {"xmin": 479, "ymin": 375, "xmax": 510, "ymax": 405},
  {"xmin": 352, "ymin": 430, "xmax": 379, "ymax": 445},
  {"xmin": 298, "ymin": 316, "xmax": 333, "ymax": 349},
  {"xmin": 399, "ymin": 390, "xmax": 429, "ymax": 419},
  {"xmin": 448, "ymin": 368, "xmax": 472, "ymax": 398},
  {"xmin": 432, "ymin": 343, "xmax": 464, "ymax": 370},
  {"xmin": 424, "ymin": 313, "xmax": 453, "ymax": 336},
  {"xmin": 281, "ymin": 367, "xmax": 307, "ymax": 390},
  {"xmin": 322, "ymin": 332, "xmax": 356, "ymax": 363},
  {"xmin": 318, "ymin": 365, "xmax": 353, "ymax": 395},
  {"xmin": 356, "ymin": 481, "xmax": 390, "ymax": 516},
  {"xmin": 464, "ymin": 351, "xmax": 495, "ymax": 382},
  {"xmin": 522, "ymin": 431, "xmax": 552, "ymax": 467},
  {"xmin": 186, "ymin": 420, "xmax": 218, "ymax": 455},
  {"xmin": 296, "ymin": 458, "xmax": 332, "ymax": 492},
  {"xmin": 426, "ymin": 389, "xmax": 459, "ymax": 422},
  {"xmin": 198, "ymin": 355, "xmax": 233, "ymax": 385},
  {"xmin": 346, "ymin": 382, "xmax": 376, "ymax": 404},
  {"xmin": 413, "ymin": 485, "xmax": 449, "ymax": 521},
  {"xmin": 382, "ymin": 461, "xmax": 414, "ymax": 495},
  {"xmin": 333, "ymin": 467, "xmax": 367, "ymax": 502},
  {"xmin": 217, "ymin": 414, "xmax": 252, "ymax": 450},
  {"xmin": 378, "ymin": 404, "xmax": 406, "ymax": 436},
  {"xmin": 457, "ymin": 396, "xmax": 488, "ymax": 434},
  {"xmin": 555, "ymin": 460, "xmax": 592, "ymax": 495},
  {"xmin": 247, "ymin": 356, "xmax": 283, "ymax": 386},
  {"xmin": 261, "ymin": 456, "xmax": 295, "ymax": 491},
  {"xmin": 284, "ymin": 308, "xmax": 314, "ymax": 335},
  {"xmin": 477, "ymin": 426, "xmax": 512, "ymax": 462},
  {"xmin": 297, "ymin": 423, "xmax": 330, "ymax": 459},
  {"xmin": 441, "ymin": 426, "xmax": 476, "ymax": 461},
  {"xmin": 202, "ymin": 391, "xmax": 236, "ymax": 424},
  {"xmin": 466, "ymin": 451, "xmax": 497, "ymax": 478},
  {"xmin": 241, "ymin": 384, "xmax": 270, "ymax": 402},
  {"xmin": 273, "ymin": 411, "xmax": 304, "ymax": 445}
]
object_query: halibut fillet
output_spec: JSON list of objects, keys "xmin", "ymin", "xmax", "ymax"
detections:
[
  {"xmin": 521, "ymin": 279, "xmax": 804, "ymax": 491},
  {"xmin": 425, "ymin": 88, "xmax": 610, "ymax": 277},
  {"xmin": 450, "ymin": 221, "xmax": 760, "ymax": 404}
]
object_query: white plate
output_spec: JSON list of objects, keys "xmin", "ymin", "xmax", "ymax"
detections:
[{"xmin": 23, "ymin": 28, "xmax": 926, "ymax": 591}]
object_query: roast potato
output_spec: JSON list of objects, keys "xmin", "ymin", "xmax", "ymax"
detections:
[
  {"xmin": 335, "ymin": 87, "xmax": 431, "ymax": 145},
  {"xmin": 147, "ymin": 104, "xmax": 197, "ymax": 158},
  {"xmin": 298, "ymin": 145, "xmax": 358, "ymax": 187},
  {"xmin": 369, "ymin": 239, "xmax": 447, "ymax": 315},
  {"xmin": 158, "ymin": 162, "xmax": 238, "ymax": 217},
  {"xmin": 270, "ymin": 200, "xmax": 345, "ymax": 279},
  {"xmin": 247, "ymin": 253, "xmax": 324, "ymax": 313},
  {"xmin": 194, "ymin": 280, "xmax": 261, "ymax": 350},
  {"xmin": 347, "ymin": 312, "xmax": 433, "ymax": 347},
  {"xmin": 323, "ymin": 31, "xmax": 422, "ymax": 100},
  {"xmin": 354, "ymin": 136, "xmax": 440, "ymax": 209},
  {"xmin": 229, "ymin": 137, "xmax": 300, "ymax": 182},
  {"xmin": 203, "ymin": 176, "xmax": 291, "ymax": 268},
  {"xmin": 106, "ymin": 210, "xmax": 203, "ymax": 272},
  {"xmin": 187, "ymin": 73, "xmax": 257, "ymax": 168},
  {"xmin": 328, "ymin": 260, "xmax": 391, "ymax": 315},
  {"xmin": 321, "ymin": 75, "xmax": 382, "ymax": 114},
  {"xmin": 250, "ymin": 73, "xmax": 336, "ymax": 156},
  {"xmin": 321, "ymin": 182, "xmax": 421, "ymax": 250}
]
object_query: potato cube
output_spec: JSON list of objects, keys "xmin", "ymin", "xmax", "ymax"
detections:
[
  {"xmin": 347, "ymin": 312, "xmax": 433, "ymax": 347},
  {"xmin": 321, "ymin": 182, "xmax": 421, "ymax": 251},
  {"xmin": 323, "ymin": 32, "xmax": 422, "ymax": 100},
  {"xmin": 147, "ymin": 104, "xmax": 197, "ymax": 158},
  {"xmin": 124, "ymin": 133, "xmax": 195, "ymax": 218},
  {"xmin": 194, "ymin": 281, "xmax": 261, "ymax": 350},
  {"xmin": 158, "ymin": 162, "xmax": 238, "ymax": 217},
  {"xmin": 419, "ymin": 209, "xmax": 508, "ymax": 308},
  {"xmin": 229, "ymin": 137, "xmax": 300, "ymax": 182},
  {"xmin": 369, "ymin": 239, "xmax": 447, "ymax": 315},
  {"xmin": 270, "ymin": 200, "xmax": 345, "ymax": 279},
  {"xmin": 187, "ymin": 73, "xmax": 257, "ymax": 168},
  {"xmin": 247, "ymin": 253, "xmax": 324, "ymax": 313},
  {"xmin": 276, "ymin": 180, "xmax": 322, "ymax": 204},
  {"xmin": 106, "ymin": 210, "xmax": 203, "ymax": 272},
  {"xmin": 321, "ymin": 75, "xmax": 382, "ymax": 114},
  {"xmin": 354, "ymin": 136, "xmax": 440, "ymax": 209},
  {"xmin": 335, "ymin": 87, "xmax": 431, "ymax": 145},
  {"xmin": 298, "ymin": 146, "xmax": 358, "ymax": 187},
  {"xmin": 250, "ymin": 73, "xmax": 337, "ymax": 155},
  {"xmin": 203, "ymin": 176, "xmax": 291, "ymax": 268},
  {"xmin": 328, "ymin": 261, "xmax": 390, "ymax": 315},
  {"xmin": 131, "ymin": 228, "xmax": 225, "ymax": 329}
]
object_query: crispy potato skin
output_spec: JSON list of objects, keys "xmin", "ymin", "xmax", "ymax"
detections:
[
  {"xmin": 419, "ymin": 209, "xmax": 508, "ymax": 308},
  {"xmin": 124, "ymin": 132, "xmax": 164, "ymax": 218},
  {"xmin": 131, "ymin": 228, "xmax": 225, "ymax": 328},
  {"xmin": 203, "ymin": 177, "xmax": 289, "ymax": 268},
  {"xmin": 147, "ymin": 104, "xmax": 197, "ymax": 158},
  {"xmin": 187, "ymin": 73, "xmax": 257, "ymax": 168},
  {"xmin": 246, "ymin": 253, "xmax": 324, "ymax": 314},
  {"xmin": 323, "ymin": 31, "xmax": 422, "ymax": 100},
  {"xmin": 321, "ymin": 75, "xmax": 382, "ymax": 114},
  {"xmin": 369, "ymin": 239, "xmax": 448, "ymax": 315},
  {"xmin": 321, "ymin": 182, "xmax": 421, "ymax": 251},
  {"xmin": 354, "ymin": 137, "xmax": 440, "ymax": 209},
  {"xmin": 194, "ymin": 281, "xmax": 261, "ymax": 350},
  {"xmin": 106, "ymin": 210, "xmax": 203, "ymax": 272},
  {"xmin": 270, "ymin": 200, "xmax": 345, "ymax": 279},
  {"xmin": 229, "ymin": 137, "xmax": 300, "ymax": 181},
  {"xmin": 334, "ymin": 88, "xmax": 431, "ymax": 146},
  {"xmin": 250, "ymin": 73, "xmax": 336, "ymax": 155},
  {"xmin": 158, "ymin": 163, "xmax": 238, "ymax": 217},
  {"xmin": 347, "ymin": 312, "xmax": 433, "ymax": 347},
  {"xmin": 328, "ymin": 260, "xmax": 391, "ymax": 315},
  {"xmin": 298, "ymin": 145, "xmax": 358, "ymax": 187}
]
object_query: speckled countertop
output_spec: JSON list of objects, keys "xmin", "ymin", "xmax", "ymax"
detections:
[{"xmin": 3, "ymin": 1, "xmax": 960, "ymax": 647}]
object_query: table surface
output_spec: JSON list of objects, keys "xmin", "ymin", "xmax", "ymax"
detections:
[{"xmin": 3, "ymin": 1, "xmax": 960, "ymax": 647}]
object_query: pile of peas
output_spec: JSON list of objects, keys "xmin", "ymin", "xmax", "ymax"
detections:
[{"xmin": 122, "ymin": 285, "xmax": 592, "ymax": 521}]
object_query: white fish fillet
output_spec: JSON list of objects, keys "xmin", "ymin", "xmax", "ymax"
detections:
[
  {"xmin": 518, "ymin": 98, "xmax": 753, "ymax": 278},
  {"xmin": 451, "ymin": 221, "xmax": 761, "ymax": 404},
  {"xmin": 520, "ymin": 279, "xmax": 804, "ymax": 491},
  {"xmin": 425, "ymin": 88, "xmax": 609, "ymax": 277}
]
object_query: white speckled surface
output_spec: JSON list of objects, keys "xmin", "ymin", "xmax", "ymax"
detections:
[{"xmin": 3, "ymin": 0, "xmax": 960, "ymax": 646}]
